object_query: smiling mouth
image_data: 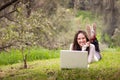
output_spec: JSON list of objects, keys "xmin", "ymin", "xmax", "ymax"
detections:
[{"xmin": 80, "ymin": 43, "xmax": 85, "ymax": 46}]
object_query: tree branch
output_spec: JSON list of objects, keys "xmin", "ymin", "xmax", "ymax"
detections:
[
  {"xmin": 0, "ymin": 0, "xmax": 19, "ymax": 11},
  {"xmin": 0, "ymin": 43, "xmax": 12, "ymax": 51},
  {"xmin": 0, "ymin": 9, "xmax": 18, "ymax": 23}
]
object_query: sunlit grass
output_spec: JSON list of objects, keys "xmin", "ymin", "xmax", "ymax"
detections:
[
  {"xmin": 0, "ymin": 58, "xmax": 60, "ymax": 80},
  {"xmin": 0, "ymin": 48, "xmax": 120, "ymax": 80}
]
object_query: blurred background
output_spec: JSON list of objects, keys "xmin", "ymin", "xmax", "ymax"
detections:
[{"xmin": 0, "ymin": 0, "xmax": 120, "ymax": 51}]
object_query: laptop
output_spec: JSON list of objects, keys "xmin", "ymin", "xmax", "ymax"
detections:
[{"xmin": 60, "ymin": 50, "xmax": 88, "ymax": 69}]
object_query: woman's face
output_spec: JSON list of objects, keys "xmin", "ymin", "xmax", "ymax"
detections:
[{"xmin": 77, "ymin": 33, "xmax": 87, "ymax": 47}]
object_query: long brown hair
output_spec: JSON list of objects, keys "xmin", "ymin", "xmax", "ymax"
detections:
[{"xmin": 72, "ymin": 30, "xmax": 89, "ymax": 51}]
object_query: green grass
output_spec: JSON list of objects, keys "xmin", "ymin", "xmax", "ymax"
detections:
[
  {"xmin": 0, "ymin": 47, "xmax": 60, "ymax": 65},
  {"xmin": 0, "ymin": 48, "xmax": 120, "ymax": 80}
]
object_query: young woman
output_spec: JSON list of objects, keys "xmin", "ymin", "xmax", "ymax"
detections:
[{"xmin": 70, "ymin": 30, "xmax": 101, "ymax": 63}]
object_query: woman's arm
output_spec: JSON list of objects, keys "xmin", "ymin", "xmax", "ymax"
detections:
[
  {"xmin": 88, "ymin": 44, "xmax": 95, "ymax": 63},
  {"xmin": 69, "ymin": 43, "xmax": 73, "ymax": 50}
]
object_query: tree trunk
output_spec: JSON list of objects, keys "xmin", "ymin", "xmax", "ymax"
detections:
[
  {"xmin": 21, "ymin": 47, "xmax": 27, "ymax": 69},
  {"xmin": 23, "ymin": 54, "xmax": 27, "ymax": 69}
]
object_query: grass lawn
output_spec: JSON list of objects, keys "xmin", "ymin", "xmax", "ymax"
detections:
[{"xmin": 0, "ymin": 49, "xmax": 120, "ymax": 80}]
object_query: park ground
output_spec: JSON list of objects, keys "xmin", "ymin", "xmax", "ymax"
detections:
[{"xmin": 0, "ymin": 48, "xmax": 120, "ymax": 80}]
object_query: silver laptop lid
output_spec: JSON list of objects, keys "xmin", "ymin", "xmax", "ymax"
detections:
[{"xmin": 60, "ymin": 50, "xmax": 88, "ymax": 69}]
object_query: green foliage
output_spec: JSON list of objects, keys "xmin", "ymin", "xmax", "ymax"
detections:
[
  {"xmin": 0, "ymin": 50, "xmax": 22, "ymax": 65},
  {"xmin": 0, "ymin": 49, "xmax": 120, "ymax": 80},
  {"xmin": 103, "ymin": 33, "xmax": 114, "ymax": 48},
  {"xmin": 0, "ymin": 47, "xmax": 60, "ymax": 65},
  {"xmin": 76, "ymin": 11, "xmax": 95, "ymax": 20},
  {"xmin": 27, "ymin": 47, "xmax": 60, "ymax": 61},
  {"xmin": 111, "ymin": 28, "xmax": 120, "ymax": 46}
]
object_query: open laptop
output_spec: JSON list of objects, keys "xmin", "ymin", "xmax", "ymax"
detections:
[{"xmin": 60, "ymin": 50, "xmax": 88, "ymax": 69}]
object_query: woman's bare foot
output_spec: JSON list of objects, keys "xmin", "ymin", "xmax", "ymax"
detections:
[
  {"xmin": 86, "ymin": 25, "xmax": 91, "ymax": 40},
  {"xmin": 86, "ymin": 23, "xmax": 97, "ymax": 42},
  {"xmin": 92, "ymin": 23, "xmax": 96, "ymax": 36}
]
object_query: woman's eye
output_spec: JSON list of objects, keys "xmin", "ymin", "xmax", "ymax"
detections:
[
  {"xmin": 82, "ymin": 37, "xmax": 85, "ymax": 39},
  {"xmin": 77, "ymin": 38, "xmax": 81, "ymax": 40}
]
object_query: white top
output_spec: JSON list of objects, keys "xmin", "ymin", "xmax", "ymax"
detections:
[{"xmin": 69, "ymin": 43, "xmax": 101, "ymax": 63}]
